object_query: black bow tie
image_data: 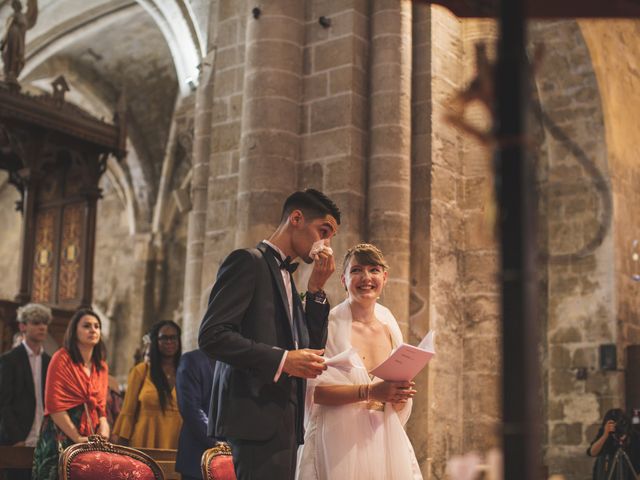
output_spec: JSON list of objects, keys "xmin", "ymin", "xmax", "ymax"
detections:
[{"xmin": 280, "ymin": 256, "xmax": 299, "ymax": 274}]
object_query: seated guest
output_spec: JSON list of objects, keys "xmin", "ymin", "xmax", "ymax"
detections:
[
  {"xmin": 32, "ymin": 309, "xmax": 110, "ymax": 480},
  {"xmin": 175, "ymin": 349, "xmax": 216, "ymax": 480},
  {"xmin": 297, "ymin": 244, "xmax": 422, "ymax": 480},
  {"xmin": 0, "ymin": 303, "xmax": 52, "ymax": 480},
  {"xmin": 113, "ymin": 320, "xmax": 182, "ymax": 449}
]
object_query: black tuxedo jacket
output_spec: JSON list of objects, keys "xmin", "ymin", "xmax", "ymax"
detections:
[
  {"xmin": 198, "ymin": 242, "xmax": 329, "ymax": 443},
  {"xmin": 0, "ymin": 343, "xmax": 50, "ymax": 445}
]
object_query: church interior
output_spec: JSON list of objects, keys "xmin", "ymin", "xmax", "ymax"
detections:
[{"xmin": 1, "ymin": 0, "xmax": 640, "ymax": 479}]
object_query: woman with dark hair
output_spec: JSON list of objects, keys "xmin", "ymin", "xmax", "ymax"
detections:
[
  {"xmin": 113, "ymin": 320, "xmax": 182, "ymax": 449},
  {"xmin": 588, "ymin": 408, "xmax": 640, "ymax": 479},
  {"xmin": 31, "ymin": 309, "xmax": 109, "ymax": 479}
]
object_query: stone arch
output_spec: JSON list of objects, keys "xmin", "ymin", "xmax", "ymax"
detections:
[
  {"xmin": 529, "ymin": 20, "xmax": 615, "ymax": 479},
  {"xmin": 578, "ymin": 19, "xmax": 640, "ymax": 357},
  {"xmin": 135, "ymin": 0, "xmax": 204, "ymax": 95},
  {"xmin": 20, "ymin": 0, "xmax": 203, "ymax": 96}
]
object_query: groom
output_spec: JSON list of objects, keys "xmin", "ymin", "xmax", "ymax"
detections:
[{"xmin": 198, "ymin": 189, "xmax": 340, "ymax": 480}]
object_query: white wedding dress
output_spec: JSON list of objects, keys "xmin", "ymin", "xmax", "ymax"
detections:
[{"xmin": 296, "ymin": 299, "xmax": 423, "ymax": 480}]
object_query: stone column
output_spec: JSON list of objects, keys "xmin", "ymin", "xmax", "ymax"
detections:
[
  {"xmin": 112, "ymin": 233, "xmax": 154, "ymax": 376},
  {"xmin": 408, "ymin": 3, "xmax": 432, "ymax": 474},
  {"xmin": 367, "ymin": 0, "xmax": 412, "ymax": 334},
  {"xmin": 199, "ymin": 0, "xmax": 247, "ymax": 290},
  {"xmin": 421, "ymin": 7, "xmax": 466, "ymax": 478},
  {"xmin": 459, "ymin": 19, "xmax": 501, "ymax": 454},
  {"xmin": 299, "ymin": 0, "xmax": 370, "ymax": 299},
  {"xmin": 182, "ymin": 50, "xmax": 216, "ymax": 351},
  {"xmin": 235, "ymin": 0, "xmax": 305, "ymax": 247}
]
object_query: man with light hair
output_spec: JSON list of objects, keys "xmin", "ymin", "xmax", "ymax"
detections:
[{"xmin": 0, "ymin": 303, "xmax": 52, "ymax": 479}]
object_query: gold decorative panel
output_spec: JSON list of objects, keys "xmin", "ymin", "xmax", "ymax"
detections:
[
  {"xmin": 58, "ymin": 203, "xmax": 83, "ymax": 302},
  {"xmin": 32, "ymin": 209, "xmax": 55, "ymax": 303}
]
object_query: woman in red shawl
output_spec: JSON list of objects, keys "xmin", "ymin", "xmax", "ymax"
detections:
[{"xmin": 32, "ymin": 309, "xmax": 109, "ymax": 480}]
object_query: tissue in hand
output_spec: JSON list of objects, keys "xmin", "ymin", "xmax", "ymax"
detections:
[{"xmin": 309, "ymin": 239, "xmax": 333, "ymax": 260}]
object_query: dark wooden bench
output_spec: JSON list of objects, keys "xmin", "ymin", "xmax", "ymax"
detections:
[
  {"xmin": 0, "ymin": 445, "xmax": 179, "ymax": 480},
  {"xmin": 138, "ymin": 448, "xmax": 180, "ymax": 480},
  {"xmin": 0, "ymin": 446, "xmax": 34, "ymax": 480},
  {"xmin": 0, "ymin": 445, "xmax": 34, "ymax": 469}
]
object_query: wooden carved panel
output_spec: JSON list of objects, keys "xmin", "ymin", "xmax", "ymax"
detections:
[
  {"xmin": 58, "ymin": 203, "xmax": 84, "ymax": 303},
  {"xmin": 40, "ymin": 169, "xmax": 63, "ymax": 203},
  {"xmin": 32, "ymin": 209, "xmax": 56, "ymax": 303}
]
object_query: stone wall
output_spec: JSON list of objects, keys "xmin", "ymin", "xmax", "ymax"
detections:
[
  {"xmin": 531, "ymin": 20, "xmax": 617, "ymax": 479},
  {"xmin": 417, "ymin": 9, "xmax": 502, "ymax": 477},
  {"xmin": 94, "ymin": 173, "xmax": 140, "ymax": 376},
  {"xmin": 0, "ymin": 174, "xmax": 21, "ymax": 300},
  {"xmin": 460, "ymin": 19, "xmax": 501, "ymax": 454},
  {"xmin": 419, "ymin": 7, "xmax": 467, "ymax": 478},
  {"xmin": 579, "ymin": 19, "xmax": 640, "ymax": 369},
  {"xmin": 199, "ymin": 0, "xmax": 247, "ymax": 299},
  {"xmin": 299, "ymin": 0, "xmax": 369, "ymax": 300}
]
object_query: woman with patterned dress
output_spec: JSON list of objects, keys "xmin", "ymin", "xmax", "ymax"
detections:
[
  {"xmin": 113, "ymin": 320, "xmax": 182, "ymax": 449},
  {"xmin": 32, "ymin": 309, "xmax": 109, "ymax": 480}
]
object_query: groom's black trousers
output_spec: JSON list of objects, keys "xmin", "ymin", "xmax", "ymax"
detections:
[{"xmin": 228, "ymin": 399, "xmax": 298, "ymax": 480}]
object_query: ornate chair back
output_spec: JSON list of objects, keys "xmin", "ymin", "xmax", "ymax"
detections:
[
  {"xmin": 201, "ymin": 442, "xmax": 236, "ymax": 480},
  {"xmin": 59, "ymin": 435, "xmax": 164, "ymax": 480}
]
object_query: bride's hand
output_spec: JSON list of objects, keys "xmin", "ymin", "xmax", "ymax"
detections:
[{"xmin": 370, "ymin": 380, "xmax": 416, "ymax": 403}]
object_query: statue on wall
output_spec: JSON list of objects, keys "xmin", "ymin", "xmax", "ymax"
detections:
[{"xmin": 1, "ymin": 0, "xmax": 38, "ymax": 87}]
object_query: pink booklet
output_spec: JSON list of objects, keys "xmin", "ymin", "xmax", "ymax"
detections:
[{"xmin": 369, "ymin": 331, "xmax": 435, "ymax": 381}]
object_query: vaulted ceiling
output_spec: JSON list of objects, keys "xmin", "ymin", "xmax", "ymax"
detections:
[{"xmin": 0, "ymin": 0, "xmax": 210, "ymax": 226}]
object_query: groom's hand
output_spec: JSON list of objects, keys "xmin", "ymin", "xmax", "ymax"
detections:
[
  {"xmin": 283, "ymin": 348, "xmax": 327, "ymax": 378},
  {"xmin": 308, "ymin": 251, "xmax": 335, "ymax": 293}
]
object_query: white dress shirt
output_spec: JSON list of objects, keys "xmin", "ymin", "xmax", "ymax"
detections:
[
  {"xmin": 263, "ymin": 240, "xmax": 294, "ymax": 319},
  {"xmin": 263, "ymin": 240, "xmax": 295, "ymax": 381},
  {"xmin": 22, "ymin": 340, "xmax": 44, "ymax": 447}
]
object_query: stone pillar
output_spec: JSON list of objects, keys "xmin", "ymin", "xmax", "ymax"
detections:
[
  {"xmin": 460, "ymin": 19, "xmax": 501, "ymax": 454},
  {"xmin": 183, "ymin": 50, "xmax": 216, "ymax": 351},
  {"xmin": 422, "ymin": 7, "xmax": 466, "ymax": 479},
  {"xmin": 199, "ymin": 0, "xmax": 247, "ymax": 290},
  {"xmin": 235, "ymin": 0, "xmax": 304, "ymax": 247},
  {"xmin": 367, "ymin": 0, "xmax": 412, "ymax": 334},
  {"xmin": 408, "ymin": 3, "xmax": 432, "ymax": 474},
  {"xmin": 299, "ymin": 0, "xmax": 370, "ymax": 299},
  {"xmin": 111, "ymin": 233, "xmax": 155, "ymax": 376}
]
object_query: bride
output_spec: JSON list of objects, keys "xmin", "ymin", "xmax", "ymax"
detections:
[{"xmin": 297, "ymin": 243, "xmax": 423, "ymax": 480}]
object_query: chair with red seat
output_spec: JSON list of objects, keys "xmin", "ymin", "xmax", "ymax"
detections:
[
  {"xmin": 59, "ymin": 435, "xmax": 164, "ymax": 480},
  {"xmin": 201, "ymin": 442, "xmax": 236, "ymax": 480}
]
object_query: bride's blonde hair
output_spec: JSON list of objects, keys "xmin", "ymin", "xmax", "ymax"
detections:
[{"xmin": 341, "ymin": 243, "xmax": 389, "ymax": 275}]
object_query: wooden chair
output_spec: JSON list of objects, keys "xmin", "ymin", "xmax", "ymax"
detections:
[
  {"xmin": 201, "ymin": 442, "xmax": 236, "ymax": 480},
  {"xmin": 59, "ymin": 435, "xmax": 164, "ymax": 480}
]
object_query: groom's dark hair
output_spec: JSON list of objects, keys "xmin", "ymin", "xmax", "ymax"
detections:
[{"xmin": 280, "ymin": 189, "xmax": 341, "ymax": 225}]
